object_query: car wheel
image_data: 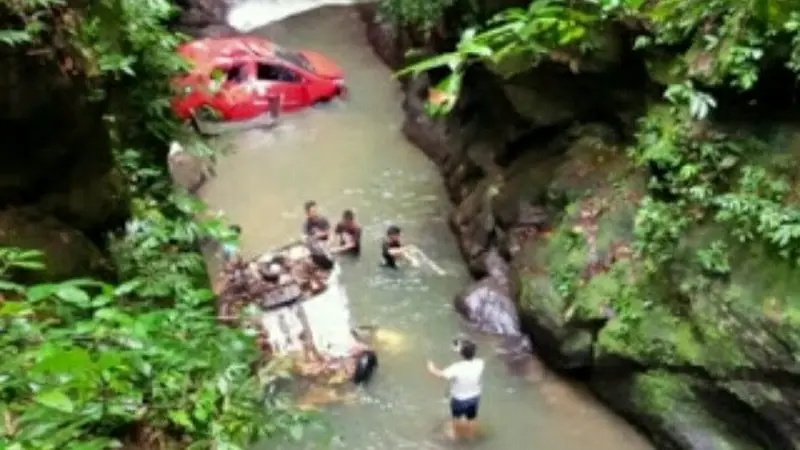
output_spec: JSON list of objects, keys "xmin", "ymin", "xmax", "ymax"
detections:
[{"xmin": 316, "ymin": 87, "xmax": 346, "ymax": 105}]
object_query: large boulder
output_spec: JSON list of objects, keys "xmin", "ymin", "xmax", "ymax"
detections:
[
  {"xmin": 172, "ymin": 0, "xmax": 237, "ymax": 37},
  {"xmin": 0, "ymin": 208, "xmax": 112, "ymax": 282},
  {"xmin": 0, "ymin": 22, "xmax": 130, "ymax": 249},
  {"xmin": 454, "ymin": 248, "xmax": 532, "ymax": 357},
  {"xmin": 168, "ymin": 141, "xmax": 215, "ymax": 193},
  {"xmin": 512, "ymin": 125, "xmax": 800, "ymax": 448}
]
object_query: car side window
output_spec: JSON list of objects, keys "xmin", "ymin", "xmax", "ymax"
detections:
[
  {"xmin": 256, "ymin": 63, "xmax": 301, "ymax": 83},
  {"xmin": 222, "ymin": 64, "xmax": 247, "ymax": 83}
]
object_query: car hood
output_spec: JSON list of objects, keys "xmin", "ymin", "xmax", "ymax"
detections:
[{"xmin": 299, "ymin": 50, "xmax": 344, "ymax": 79}]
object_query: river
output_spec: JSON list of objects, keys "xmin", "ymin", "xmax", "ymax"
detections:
[{"xmin": 199, "ymin": 5, "xmax": 653, "ymax": 450}]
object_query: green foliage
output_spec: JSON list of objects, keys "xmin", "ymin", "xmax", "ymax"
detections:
[
  {"xmin": 0, "ymin": 241, "xmax": 308, "ymax": 449},
  {"xmin": 404, "ymin": 0, "xmax": 800, "ymax": 361},
  {"xmin": 396, "ymin": 0, "xmax": 800, "ymax": 112},
  {"xmin": 379, "ymin": 0, "xmax": 457, "ymax": 31},
  {"xmin": 0, "ymin": 0, "xmax": 313, "ymax": 448},
  {"xmin": 395, "ymin": 0, "xmax": 601, "ymax": 114}
]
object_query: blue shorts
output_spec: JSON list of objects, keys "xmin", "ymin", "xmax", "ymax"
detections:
[{"xmin": 450, "ymin": 396, "xmax": 480, "ymax": 420}]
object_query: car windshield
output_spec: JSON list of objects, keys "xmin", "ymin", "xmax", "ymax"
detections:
[{"xmin": 275, "ymin": 47, "xmax": 314, "ymax": 73}]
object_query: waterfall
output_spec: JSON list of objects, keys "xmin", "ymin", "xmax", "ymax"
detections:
[{"xmin": 226, "ymin": 0, "xmax": 371, "ymax": 32}]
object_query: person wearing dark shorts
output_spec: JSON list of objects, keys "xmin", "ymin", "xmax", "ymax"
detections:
[
  {"xmin": 333, "ymin": 210, "xmax": 362, "ymax": 256},
  {"xmin": 427, "ymin": 339, "xmax": 485, "ymax": 441},
  {"xmin": 302, "ymin": 200, "xmax": 331, "ymax": 241}
]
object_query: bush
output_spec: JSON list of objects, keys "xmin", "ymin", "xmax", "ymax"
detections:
[{"xmin": 0, "ymin": 0, "xmax": 313, "ymax": 448}]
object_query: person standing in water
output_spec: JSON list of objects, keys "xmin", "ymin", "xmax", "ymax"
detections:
[
  {"xmin": 332, "ymin": 209, "xmax": 362, "ymax": 256},
  {"xmin": 220, "ymin": 225, "xmax": 242, "ymax": 262},
  {"xmin": 427, "ymin": 339, "xmax": 485, "ymax": 441},
  {"xmin": 380, "ymin": 225, "xmax": 417, "ymax": 268},
  {"xmin": 302, "ymin": 200, "xmax": 331, "ymax": 241}
]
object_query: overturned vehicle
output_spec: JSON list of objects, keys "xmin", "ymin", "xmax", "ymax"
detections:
[{"xmin": 215, "ymin": 240, "xmax": 378, "ymax": 389}]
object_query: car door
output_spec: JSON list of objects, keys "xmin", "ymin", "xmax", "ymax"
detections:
[
  {"xmin": 208, "ymin": 62, "xmax": 254, "ymax": 120},
  {"xmin": 253, "ymin": 61, "xmax": 307, "ymax": 111}
]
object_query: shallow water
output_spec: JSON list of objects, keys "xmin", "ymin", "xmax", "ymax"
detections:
[{"xmin": 199, "ymin": 6, "xmax": 652, "ymax": 450}]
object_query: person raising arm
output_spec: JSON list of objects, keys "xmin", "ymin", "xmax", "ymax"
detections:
[{"xmin": 427, "ymin": 339, "xmax": 485, "ymax": 441}]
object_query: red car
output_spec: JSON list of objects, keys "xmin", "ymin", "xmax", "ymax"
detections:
[{"xmin": 172, "ymin": 36, "xmax": 346, "ymax": 125}]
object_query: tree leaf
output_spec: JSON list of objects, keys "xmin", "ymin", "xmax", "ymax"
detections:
[
  {"xmin": 168, "ymin": 410, "xmax": 194, "ymax": 430},
  {"xmin": 0, "ymin": 279, "xmax": 25, "ymax": 293},
  {"xmin": 35, "ymin": 390, "xmax": 74, "ymax": 413},
  {"xmin": 114, "ymin": 279, "xmax": 143, "ymax": 297},
  {"xmin": 26, "ymin": 283, "xmax": 58, "ymax": 302},
  {"xmin": 56, "ymin": 285, "xmax": 91, "ymax": 306},
  {"xmin": 0, "ymin": 301, "xmax": 30, "ymax": 316}
]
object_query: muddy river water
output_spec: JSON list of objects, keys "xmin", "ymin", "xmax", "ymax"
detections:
[{"xmin": 200, "ymin": 6, "xmax": 653, "ymax": 450}]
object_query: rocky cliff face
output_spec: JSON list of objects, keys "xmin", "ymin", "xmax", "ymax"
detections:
[
  {"xmin": 172, "ymin": 0, "xmax": 238, "ymax": 37},
  {"xmin": 0, "ymin": 0, "xmax": 231, "ymax": 282},
  {"xmin": 0, "ymin": 11, "xmax": 126, "ymax": 280},
  {"xmin": 360, "ymin": 6, "xmax": 800, "ymax": 450}
]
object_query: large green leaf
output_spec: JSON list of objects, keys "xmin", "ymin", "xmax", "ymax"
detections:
[{"xmin": 34, "ymin": 390, "xmax": 75, "ymax": 413}]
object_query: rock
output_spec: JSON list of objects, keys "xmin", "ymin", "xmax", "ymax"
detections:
[
  {"xmin": 171, "ymin": 0, "xmax": 236, "ymax": 38},
  {"xmin": 400, "ymin": 74, "xmax": 463, "ymax": 166},
  {"xmin": 0, "ymin": 208, "xmax": 112, "ymax": 282},
  {"xmin": 358, "ymin": 11, "xmax": 800, "ymax": 450},
  {"xmin": 36, "ymin": 161, "xmax": 129, "ymax": 234},
  {"xmin": 0, "ymin": 27, "xmax": 131, "ymax": 246},
  {"xmin": 511, "ymin": 129, "xmax": 800, "ymax": 448},
  {"xmin": 359, "ymin": 5, "xmax": 404, "ymax": 69},
  {"xmin": 454, "ymin": 277, "xmax": 526, "ymax": 337},
  {"xmin": 168, "ymin": 141, "xmax": 215, "ymax": 193},
  {"xmin": 454, "ymin": 250, "xmax": 529, "ymax": 355},
  {"xmin": 592, "ymin": 372, "xmax": 784, "ymax": 450}
]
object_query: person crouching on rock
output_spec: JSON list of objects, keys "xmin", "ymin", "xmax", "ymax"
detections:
[
  {"xmin": 381, "ymin": 225, "xmax": 418, "ymax": 269},
  {"xmin": 331, "ymin": 209, "xmax": 362, "ymax": 256},
  {"xmin": 427, "ymin": 339, "xmax": 485, "ymax": 441}
]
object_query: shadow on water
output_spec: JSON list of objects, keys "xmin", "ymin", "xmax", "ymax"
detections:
[{"xmin": 199, "ymin": 5, "xmax": 653, "ymax": 450}]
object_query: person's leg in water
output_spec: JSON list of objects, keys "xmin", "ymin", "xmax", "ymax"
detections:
[
  {"xmin": 463, "ymin": 399, "xmax": 479, "ymax": 440},
  {"xmin": 449, "ymin": 396, "xmax": 479, "ymax": 440}
]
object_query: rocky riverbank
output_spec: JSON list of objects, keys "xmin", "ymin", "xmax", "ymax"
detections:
[
  {"xmin": 0, "ymin": 0, "xmax": 234, "ymax": 283},
  {"xmin": 359, "ymin": 6, "xmax": 800, "ymax": 450}
]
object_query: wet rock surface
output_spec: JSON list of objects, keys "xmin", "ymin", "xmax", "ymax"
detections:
[
  {"xmin": 172, "ymin": 0, "xmax": 237, "ymax": 38},
  {"xmin": 361, "ymin": 6, "xmax": 798, "ymax": 450}
]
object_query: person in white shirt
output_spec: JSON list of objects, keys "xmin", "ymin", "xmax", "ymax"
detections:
[{"xmin": 426, "ymin": 338, "xmax": 485, "ymax": 440}]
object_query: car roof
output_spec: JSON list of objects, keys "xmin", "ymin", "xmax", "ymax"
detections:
[{"xmin": 179, "ymin": 37, "xmax": 279, "ymax": 74}]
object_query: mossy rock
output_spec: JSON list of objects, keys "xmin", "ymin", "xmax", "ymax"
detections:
[
  {"xmin": 593, "ymin": 223, "xmax": 800, "ymax": 375},
  {"xmin": 513, "ymin": 160, "xmax": 645, "ymax": 368},
  {"xmin": 0, "ymin": 208, "xmax": 112, "ymax": 282},
  {"xmin": 593, "ymin": 372, "xmax": 769, "ymax": 450},
  {"xmin": 495, "ymin": 123, "xmax": 630, "ymax": 224}
]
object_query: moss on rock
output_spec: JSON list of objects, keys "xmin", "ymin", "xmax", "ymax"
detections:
[{"xmin": 593, "ymin": 372, "xmax": 767, "ymax": 450}]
